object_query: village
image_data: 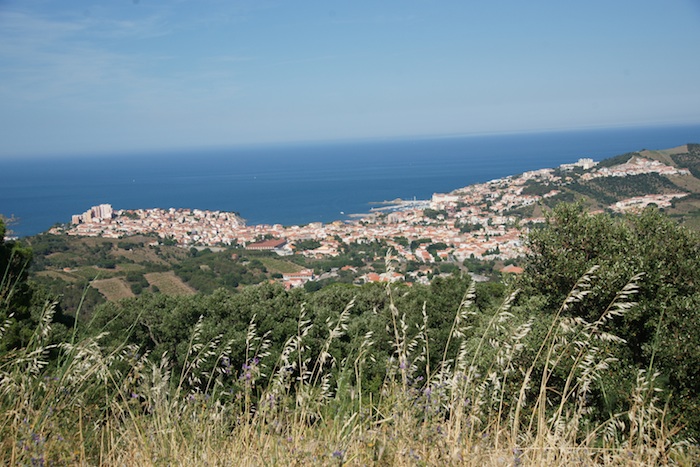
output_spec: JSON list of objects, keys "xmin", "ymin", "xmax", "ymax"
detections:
[{"xmin": 52, "ymin": 155, "xmax": 690, "ymax": 287}]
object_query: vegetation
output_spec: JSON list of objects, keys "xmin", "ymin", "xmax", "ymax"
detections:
[
  {"xmin": 423, "ymin": 208, "xmax": 448, "ymax": 219},
  {"xmin": 596, "ymin": 151, "xmax": 639, "ymax": 168},
  {"xmin": 1, "ymin": 205, "xmax": 700, "ymax": 464},
  {"xmin": 522, "ymin": 203, "xmax": 700, "ymax": 435},
  {"xmin": 567, "ymin": 173, "xmax": 683, "ymax": 206},
  {"xmin": 1, "ymin": 218, "xmax": 73, "ymax": 351},
  {"xmin": 671, "ymin": 143, "xmax": 700, "ymax": 179},
  {"xmin": 520, "ymin": 179, "xmax": 556, "ymax": 197}
]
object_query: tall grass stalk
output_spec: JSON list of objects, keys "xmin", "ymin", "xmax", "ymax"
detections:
[{"xmin": 1, "ymin": 269, "xmax": 697, "ymax": 465}]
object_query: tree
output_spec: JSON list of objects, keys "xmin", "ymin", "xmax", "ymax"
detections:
[
  {"xmin": 1, "ymin": 218, "xmax": 75, "ymax": 350},
  {"xmin": 1, "ymin": 217, "xmax": 35, "ymax": 349},
  {"xmin": 520, "ymin": 203, "xmax": 700, "ymax": 435}
]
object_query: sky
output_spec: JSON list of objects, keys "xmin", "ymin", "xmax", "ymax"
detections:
[{"xmin": 1, "ymin": 0, "xmax": 700, "ymax": 158}]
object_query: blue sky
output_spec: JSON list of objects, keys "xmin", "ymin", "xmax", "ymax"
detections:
[{"xmin": 1, "ymin": 0, "xmax": 699, "ymax": 158}]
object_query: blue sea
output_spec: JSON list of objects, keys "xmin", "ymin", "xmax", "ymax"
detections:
[{"xmin": 2, "ymin": 124, "xmax": 700, "ymax": 238}]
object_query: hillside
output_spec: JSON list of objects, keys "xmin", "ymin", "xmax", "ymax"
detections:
[
  {"xmin": 3, "ymin": 204, "xmax": 700, "ymax": 464},
  {"xmin": 26, "ymin": 234, "xmax": 294, "ymax": 316},
  {"xmin": 22, "ymin": 143, "xmax": 700, "ymax": 316},
  {"xmin": 495, "ymin": 143, "xmax": 700, "ymax": 226},
  {"xmin": 4, "ymin": 148, "xmax": 700, "ymax": 463}
]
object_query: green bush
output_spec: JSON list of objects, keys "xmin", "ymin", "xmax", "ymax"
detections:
[{"xmin": 520, "ymin": 203, "xmax": 700, "ymax": 435}]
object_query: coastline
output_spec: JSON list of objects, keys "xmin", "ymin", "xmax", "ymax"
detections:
[
  {"xmin": 48, "ymin": 142, "xmax": 699, "ymax": 266},
  {"xmin": 3, "ymin": 124, "xmax": 700, "ymax": 237}
]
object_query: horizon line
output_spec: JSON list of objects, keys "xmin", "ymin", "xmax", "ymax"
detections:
[{"xmin": 2, "ymin": 120, "xmax": 700, "ymax": 161}]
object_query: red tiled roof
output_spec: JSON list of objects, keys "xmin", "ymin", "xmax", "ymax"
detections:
[
  {"xmin": 500, "ymin": 265, "xmax": 524, "ymax": 274},
  {"xmin": 247, "ymin": 238, "xmax": 287, "ymax": 250}
]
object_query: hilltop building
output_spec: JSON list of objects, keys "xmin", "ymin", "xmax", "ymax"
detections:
[
  {"xmin": 559, "ymin": 158, "xmax": 597, "ymax": 171},
  {"xmin": 72, "ymin": 204, "xmax": 113, "ymax": 225}
]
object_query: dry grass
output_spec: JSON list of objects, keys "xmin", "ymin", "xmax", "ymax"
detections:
[
  {"xmin": 35, "ymin": 270, "xmax": 82, "ymax": 283},
  {"xmin": 144, "ymin": 271, "xmax": 196, "ymax": 296},
  {"xmin": 115, "ymin": 247, "xmax": 171, "ymax": 265},
  {"xmin": 640, "ymin": 146, "xmax": 687, "ymax": 167},
  {"xmin": 259, "ymin": 257, "xmax": 305, "ymax": 274},
  {"xmin": 1, "ymin": 264, "xmax": 698, "ymax": 466},
  {"xmin": 115, "ymin": 263, "xmax": 145, "ymax": 273},
  {"xmin": 90, "ymin": 277, "xmax": 134, "ymax": 300}
]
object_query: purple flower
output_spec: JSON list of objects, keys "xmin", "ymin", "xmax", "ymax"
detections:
[{"xmin": 513, "ymin": 447, "xmax": 523, "ymax": 466}]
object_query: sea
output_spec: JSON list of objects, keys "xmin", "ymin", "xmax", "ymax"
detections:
[{"xmin": 2, "ymin": 124, "xmax": 699, "ymax": 238}]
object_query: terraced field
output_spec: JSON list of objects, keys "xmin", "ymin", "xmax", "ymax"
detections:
[
  {"xmin": 91, "ymin": 277, "xmax": 134, "ymax": 301},
  {"xmin": 145, "ymin": 271, "xmax": 196, "ymax": 296}
]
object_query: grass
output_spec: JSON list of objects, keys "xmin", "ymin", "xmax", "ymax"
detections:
[
  {"xmin": 115, "ymin": 263, "xmax": 146, "ymax": 273},
  {"xmin": 1, "ymin": 260, "xmax": 698, "ymax": 465},
  {"xmin": 35, "ymin": 270, "xmax": 83, "ymax": 283},
  {"xmin": 90, "ymin": 277, "xmax": 134, "ymax": 301},
  {"xmin": 71, "ymin": 266, "xmax": 119, "ymax": 280},
  {"xmin": 258, "ymin": 257, "xmax": 305, "ymax": 274},
  {"xmin": 144, "ymin": 271, "xmax": 196, "ymax": 296}
]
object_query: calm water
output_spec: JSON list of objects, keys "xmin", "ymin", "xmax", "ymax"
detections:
[{"xmin": 2, "ymin": 124, "xmax": 699, "ymax": 237}]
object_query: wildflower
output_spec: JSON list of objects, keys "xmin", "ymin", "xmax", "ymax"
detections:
[
  {"xmin": 513, "ymin": 447, "xmax": 523, "ymax": 466},
  {"xmin": 221, "ymin": 356, "xmax": 232, "ymax": 374}
]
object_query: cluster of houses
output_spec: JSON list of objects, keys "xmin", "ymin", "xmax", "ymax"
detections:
[{"xmin": 54, "ymin": 154, "xmax": 691, "ymax": 289}]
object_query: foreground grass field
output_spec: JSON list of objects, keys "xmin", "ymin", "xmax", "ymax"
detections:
[{"xmin": 1, "ymin": 271, "xmax": 698, "ymax": 466}]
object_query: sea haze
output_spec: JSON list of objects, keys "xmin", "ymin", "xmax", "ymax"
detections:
[{"xmin": 2, "ymin": 124, "xmax": 700, "ymax": 237}]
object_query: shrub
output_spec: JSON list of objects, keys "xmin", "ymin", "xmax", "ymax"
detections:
[{"xmin": 521, "ymin": 203, "xmax": 700, "ymax": 436}]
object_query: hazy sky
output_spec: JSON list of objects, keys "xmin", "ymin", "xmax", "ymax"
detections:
[{"xmin": 1, "ymin": 0, "xmax": 700, "ymax": 157}]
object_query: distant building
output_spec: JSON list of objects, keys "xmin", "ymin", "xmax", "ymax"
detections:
[
  {"xmin": 431, "ymin": 193, "xmax": 460, "ymax": 208},
  {"xmin": 283, "ymin": 269, "xmax": 315, "ymax": 289},
  {"xmin": 560, "ymin": 158, "xmax": 598, "ymax": 171},
  {"xmin": 246, "ymin": 238, "xmax": 287, "ymax": 251},
  {"xmin": 578, "ymin": 158, "xmax": 596, "ymax": 170},
  {"xmin": 282, "ymin": 269, "xmax": 314, "ymax": 282},
  {"xmin": 500, "ymin": 264, "xmax": 524, "ymax": 274},
  {"xmin": 72, "ymin": 204, "xmax": 114, "ymax": 225}
]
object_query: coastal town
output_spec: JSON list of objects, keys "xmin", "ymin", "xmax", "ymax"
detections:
[{"xmin": 52, "ymin": 154, "xmax": 691, "ymax": 282}]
